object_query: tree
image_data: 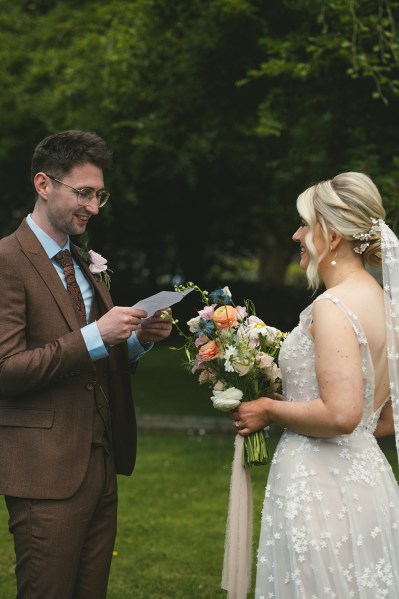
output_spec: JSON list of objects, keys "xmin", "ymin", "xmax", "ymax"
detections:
[{"xmin": 1, "ymin": 0, "xmax": 399, "ymax": 300}]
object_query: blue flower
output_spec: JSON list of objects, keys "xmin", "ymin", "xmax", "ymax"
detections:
[
  {"xmin": 208, "ymin": 288, "xmax": 232, "ymax": 305},
  {"xmin": 197, "ymin": 318, "xmax": 215, "ymax": 336}
]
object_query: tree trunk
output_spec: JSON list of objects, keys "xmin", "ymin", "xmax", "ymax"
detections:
[{"xmin": 257, "ymin": 238, "xmax": 293, "ymax": 286}]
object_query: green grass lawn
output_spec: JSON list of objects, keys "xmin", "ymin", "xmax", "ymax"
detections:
[
  {"xmin": 108, "ymin": 432, "xmax": 271, "ymax": 599},
  {"xmin": 0, "ymin": 432, "xmax": 271, "ymax": 599},
  {"xmin": 133, "ymin": 343, "xmax": 222, "ymax": 418},
  {"xmin": 0, "ymin": 345, "xmax": 398, "ymax": 598}
]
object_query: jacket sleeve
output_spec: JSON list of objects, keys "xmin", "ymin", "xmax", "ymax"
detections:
[{"xmin": 0, "ymin": 252, "xmax": 94, "ymax": 399}]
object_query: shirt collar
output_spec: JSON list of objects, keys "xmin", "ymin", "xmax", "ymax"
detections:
[{"xmin": 26, "ymin": 214, "xmax": 70, "ymax": 260}]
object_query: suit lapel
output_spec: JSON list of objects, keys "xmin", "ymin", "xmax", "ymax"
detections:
[
  {"xmin": 16, "ymin": 220, "xmax": 81, "ymax": 330},
  {"xmin": 70, "ymin": 243, "xmax": 114, "ymax": 313},
  {"xmin": 15, "ymin": 219, "xmax": 114, "ymax": 327}
]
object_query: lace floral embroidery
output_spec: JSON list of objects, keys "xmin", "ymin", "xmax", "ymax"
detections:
[{"xmin": 255, "ymin": 294, "xmax": 399, "ymax": 599}]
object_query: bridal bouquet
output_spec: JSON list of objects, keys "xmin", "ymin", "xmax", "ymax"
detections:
[{"xmin": 165, "ymin": 282, "xmax": 286, "ymax": 468}]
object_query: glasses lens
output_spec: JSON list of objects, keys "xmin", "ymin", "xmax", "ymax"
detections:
[
  {"xmin": 77, "ymin": 188, "xmax": 94, "ymax": 205},
  {"xmin": 98, "ymin": 191, "xmax": 110, "ymax": 207},
  {"xmin": 77, "ymin": 188, "xmax": 109, "ymax": 207}
]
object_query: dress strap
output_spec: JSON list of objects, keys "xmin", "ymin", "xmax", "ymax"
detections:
[{"xmin": 313, "ymin": 293, "xmax": 368, "ymax": 347}]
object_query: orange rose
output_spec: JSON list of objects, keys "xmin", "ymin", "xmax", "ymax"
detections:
[
  {"xmin": 197, "ymin": 340, "xmax": 220, "ymax": 362},
  {"xmin": 213, "ymin": 305, "xmax": 238, "ymax": 329}
]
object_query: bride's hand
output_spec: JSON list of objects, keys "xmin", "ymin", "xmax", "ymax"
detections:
[
  {"xmin": 230, "ymin": 396, "xmax": 273, "ymax": 436},
  {"xmin": 269, "ymin": 392, "xmax": 284, "ymax": 402}
]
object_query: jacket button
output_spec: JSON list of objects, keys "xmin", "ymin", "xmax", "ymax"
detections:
[{"xmin": 86, "ymin": 383, "xmax": 94, "ymax": 391}]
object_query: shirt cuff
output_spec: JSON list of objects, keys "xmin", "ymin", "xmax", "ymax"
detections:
[
  {"xmin": 127, "ymin": 332, "xmax": 154, "ymax": 361},
  {"xmin": 81, "ymin": 324, "xmax": 154, "ymax": 362},
  {"xmin": 81, "ymin": 322, "xmax": 109, "ymax": 361}
]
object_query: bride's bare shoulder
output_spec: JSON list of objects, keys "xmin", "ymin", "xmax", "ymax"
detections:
[
  {"xmin": 322, "ymin": 272, "xmax": 385, "ymax": 333},
  {"xmin": 328, "ymin": 272, "xmax": 383, "ymax": 306}
]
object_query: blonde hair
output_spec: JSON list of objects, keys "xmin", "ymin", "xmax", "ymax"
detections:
[{"xmin": 297, "ymin": 172, "xmax": 385, "ymax": 288}]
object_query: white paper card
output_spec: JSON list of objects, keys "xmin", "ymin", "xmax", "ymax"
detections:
[{"xmin": 133, "ymin": 288, "xmax": 193, "ymax": 317}]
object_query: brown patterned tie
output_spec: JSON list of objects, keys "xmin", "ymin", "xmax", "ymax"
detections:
[{"xmin": 54, "ymin": 249, "xmax": 87, "ymax": 323}]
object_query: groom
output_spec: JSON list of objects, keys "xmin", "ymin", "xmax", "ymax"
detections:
[{"xmin": 0, "ymin": 130, "xmax": 172, "ymax": 598}]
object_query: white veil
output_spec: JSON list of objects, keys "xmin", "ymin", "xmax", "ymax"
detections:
[{"xmin": 378, "ymin": 219, "xmax": 399, "ymax": 461}]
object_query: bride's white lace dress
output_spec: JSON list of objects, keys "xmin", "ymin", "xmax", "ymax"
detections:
[{"xmin": 255, "ymin": 293, "xmax": 399, "ymax": 598}]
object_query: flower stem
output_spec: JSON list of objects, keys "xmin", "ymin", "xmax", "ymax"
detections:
[{"xmin": 242, "ymin": 430, "xmax": 270, "ymax": 468}]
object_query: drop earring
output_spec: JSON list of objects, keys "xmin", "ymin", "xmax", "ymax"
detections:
[{"xmin": 330, "ymin": 249, "xmax": 337, "ymax": 266}]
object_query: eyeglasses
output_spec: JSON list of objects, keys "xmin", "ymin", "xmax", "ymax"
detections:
[{"xmin": 45, "ymin": 174, "xmax": 110, "ymax": 207}]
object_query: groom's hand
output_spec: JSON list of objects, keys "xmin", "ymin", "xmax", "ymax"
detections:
[
  {"xmin": 97, "ymin": 306, "xmax": 148, "ymax": 347},
  {"xmin": 136, "ymin": 309, "xmax": 173, "ymax": 346}
]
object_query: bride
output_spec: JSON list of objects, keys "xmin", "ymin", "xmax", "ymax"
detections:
[{"xmin": 232, "ymin": 172, "xmax": 399, "ymax": 597}]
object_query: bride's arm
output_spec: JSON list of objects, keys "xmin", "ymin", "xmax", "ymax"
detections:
[{"xmin": 233, "ymin": 300, "xmax": 364, "ymax": 438}]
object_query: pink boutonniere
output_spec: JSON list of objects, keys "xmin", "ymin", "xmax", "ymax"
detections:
[
  {"xmin": 78, "ymin": 233, "xmax": 113, "ymax": 289},
  {"xmin": 88, "ymin": 249, "xmax": 112, "ymax": 289}
]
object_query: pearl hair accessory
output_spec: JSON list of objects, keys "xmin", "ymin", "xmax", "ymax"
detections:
[{"xmin": 353, "ymin": 217, "xmax": 382, "ymax": 254}]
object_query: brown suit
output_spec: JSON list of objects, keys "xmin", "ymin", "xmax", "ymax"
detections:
[
  {"xmin": 0, "ymin": 218, "xmax": 137, "ymax": 498},
  {"xmin": 0, "ymin": 219, "xmax": 138, "ymax": 597}
]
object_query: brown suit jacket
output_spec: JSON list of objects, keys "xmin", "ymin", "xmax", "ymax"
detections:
[{"xmin": 0, "ymin": 219, "xmax": 137, "ymax": 499}]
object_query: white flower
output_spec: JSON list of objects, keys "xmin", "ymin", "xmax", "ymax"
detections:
[
  {"xmin": 246, "ymin": 319, "xmax": 266, "ymax": 340},
  {"xmin": 211, "ymin": 387, "xmax": 243, "ymax": 411},
  {"xmin": 248, "ymin": 315, "xmax": 265, "ymax": 326},
  {"xmin": 233, "ymin": 361, "xmax": 253, "ymax": 376},
  {"xmin": 224, "ymin": 361, "xmax": 235, "ymax": 373},
  {"xmin": 246, "ymin": 317, "xmax": 280, "ymax": 344},
  {"xmin": 88, "ymin": 249, "xmax": 108, "ymax": 274},
  {"xmin": 223, "ymin": 345, "xmax": 238, "ymax": 373},
  {"xmin": 236, "ymin": 324, "xmax": 258, "ymax": 349},
  {"xmin": 224, "ymin": 345, "xmax": 238, "ymax": 360},
  {"xmin": 222, "ymin": 285, "xmax": 232, "ymax": 298},
  {"xmin": 258, "ymin": 352, "xmax": 275, "ymax": 370},
  {"xmin": 187, "ymin": 316, "xmax": 200, "ymax": 333},
  {"xmin": 263, "ymin": 325, "xmax": 280, "ymax": 344}
]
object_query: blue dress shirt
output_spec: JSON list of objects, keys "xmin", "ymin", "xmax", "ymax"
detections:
[{"xmin": 26, "ymin": 215, "xmax": 149, "ymax": 362}]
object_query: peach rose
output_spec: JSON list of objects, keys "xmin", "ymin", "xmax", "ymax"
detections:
[
  {"xmin": 213, "ymin": 305, "xmax": 238, "ymax": 330},
  {"xmin": 198, "ymin": 370, "xmax": 217, "ymax": 385},
  {"xmin": 197, "ymin": 340, "xmax": 220, "ymax": 362}
]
